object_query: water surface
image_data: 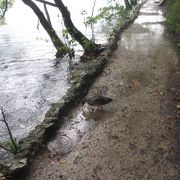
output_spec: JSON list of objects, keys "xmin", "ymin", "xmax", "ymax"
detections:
[{"xmin": 0, "ymin": 0, "xmax": 122, "ymax": 140}]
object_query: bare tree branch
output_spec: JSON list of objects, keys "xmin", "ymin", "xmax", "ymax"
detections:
[
  {"xmin": 43, "ymin": 3, "xmax": 52, "ymax": 26},
  {"xmin": 37, "ymin": 18, "xmax": 40, "ymax": 30},
  {"xmin": 0, "ymin": 143, "xmax": 11, "ymax": 152},
  {"xmin": 0, "ymin": 0, "xmax": 8, "ymax": 20},
  {"xmin": 35, "ymin": 0, "xmax": 57, "ymax": 7},
  {"xmin": 91, "ymin": 0, "xmax": 97, "ymax": 19},
  {"xmin": 1, "ymin": 107, "xmax": 18, "ymax": 150},
  {"xmin": 90, "ymin": 0, "xmax": 97, "ymax": 42}
]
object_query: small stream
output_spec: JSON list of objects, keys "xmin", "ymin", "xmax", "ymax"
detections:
[{"xmin": 0, "ymin": 0, "xmax": 123, "ymax": 141}]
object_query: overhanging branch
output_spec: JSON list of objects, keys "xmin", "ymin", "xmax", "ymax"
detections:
[
  {"xmin": 44, "ymin": 3, "xmax": 52, "ymax": 26},
  {"xmin": 35, "ymin": 0, "xmax": 57, "ymax": 7},
  {"xmin": 0, "ymin": 0, "xmax": 8, "ymax": 20}
]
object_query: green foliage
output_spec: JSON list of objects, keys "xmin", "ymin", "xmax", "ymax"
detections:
[
  {"xmin": 81, "ymin": 4, "xmax": 127, "ymax": 27},
  {"xmin": 62, "ymin": 28, "xmax": 77, "ymax": 47},
  {"xmin": 166, "ymin": 0, "xmax": 180, "ymax": 33},
  {"xmin": 0, "ymin": 139, "xmax": 20, "ymax": 154},
  {"xmin": 82, "ymin": 37, "xmax": 94, "ymax": 49},
  {"xmin": 61, "ymin": 28, "xmax": 76, "ymax": 58},
  {"xmin": 0, "ymin": 0, "xmax": 14, "ymax": 24},
  {"xmin": 0, "ymin": 0, "xmax": 14, "ymax": 9}
]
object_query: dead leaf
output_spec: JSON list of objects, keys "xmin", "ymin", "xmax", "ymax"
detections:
[
  {"xmin": 59, "ymin": 159, "xmax": 66, "ymax": 164},
  {"xmin": 94, "ymin": 165, "xmax": 102, "ymax": 174},
  {"xmin": 59, "ymin": 174, "xmax": 64, "ymax": 178},
  {"xmin": 82, "ymin": 145, "xmax": 89, "ymax": 149},
  {"xmin": 131, "ymin": 79, "xmax": 141, "ymax": 88},
  {"xmin": 111, "ymin": 134, "xmax": 120, "ymax": 140}
]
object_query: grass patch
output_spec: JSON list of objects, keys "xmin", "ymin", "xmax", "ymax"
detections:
[
  {"xmin": 166, "ymin": 0, "xmax": 180, "ymax": 33},
  {"xmin": 0, "ymin": 140, "xmax": 20, "ymax": 154}
]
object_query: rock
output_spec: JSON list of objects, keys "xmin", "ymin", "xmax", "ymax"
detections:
[{"xmin": 160, "ymin": 91, "xmax": 164, "ymax": 95}]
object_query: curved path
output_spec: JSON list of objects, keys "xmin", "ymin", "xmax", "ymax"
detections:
[{"xmin": 21, "ymin": 1, "xmax": 180, "ymax": 179}]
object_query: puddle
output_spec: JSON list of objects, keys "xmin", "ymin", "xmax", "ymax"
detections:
[{"xmin": 47, "ymin": 106, "xmax": 98, "ymax": 157}]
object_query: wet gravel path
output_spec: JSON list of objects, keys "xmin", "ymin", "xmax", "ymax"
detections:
[{"xmin": 20, "ymin": 1, "xmax": 180, "ymax": 179}]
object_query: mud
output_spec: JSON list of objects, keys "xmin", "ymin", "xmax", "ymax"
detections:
[{"xmin": 10, "ymin": 0, "xmax": 180, "ymax": 179}]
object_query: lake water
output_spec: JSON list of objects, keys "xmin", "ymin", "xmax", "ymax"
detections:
[{"xmin": 0, "ymin": 0, "xmax": 123, "ymax": 141}]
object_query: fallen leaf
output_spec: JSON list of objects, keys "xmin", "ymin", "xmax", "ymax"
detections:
[
  {"xmin": 59, "ymin": 159, "xmax": 66, "ymax": 164},
  {"xmin": 94, "ymin": 165, "xmax": 102, "ymax": 174},
  {"xmin": 82, "ymin": 145, "xmax": 89, "ymax": 149},
  {"xmin": 59, "ymin": 174, "xmax": 64, "ymax": 178},
  {"xmin": 111, "ymin": 134, "xmax": 120, "ymax": 140},
  {"xmin": 132, "ymin": 79, "xmax": 141, "ymax": 88}
]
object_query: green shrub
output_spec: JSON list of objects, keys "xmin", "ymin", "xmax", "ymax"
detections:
[
  {"xmin": 0, "ymin": 139, "xmax": 20, "ymax": 154},
  {"xmin": 166, "ymin": 0, "xmax": 180, "ymax": 33}
]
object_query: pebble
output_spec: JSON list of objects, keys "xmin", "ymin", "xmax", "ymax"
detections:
[{"xmin": 160, "ymin": 91, "xmax": 164, "ymax": 95}]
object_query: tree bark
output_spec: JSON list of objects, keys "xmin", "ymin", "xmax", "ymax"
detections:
[
  {"xmin": 124, "ymin": 0, "xmax": 132, "ymax": 9},
  {"xmin": 35, "ymin": 0, "xmax": 57, "ymax": 7},
  {"xmin": 129, "ymin": 0, "xmax": 137, "ymax": 6},
  {"xmin": 44, "ymin": 3, "xmax": 52, "ymax": 26},
  {"xmin": 54, "ymin": 0, "xmax": 99, "ymax": 54},
  {"xmin": 21, "ymin": 0, "xmax": 67, "ymax": 57}
]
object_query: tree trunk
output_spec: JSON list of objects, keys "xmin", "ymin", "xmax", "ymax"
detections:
[
  {"xmin": 129, "ymin": 0, "xmax": 137, "ymax": 6},
  {"xmin": 54, "ymin": 0, "xmax": 99, "ymax": 54},
  {"xmin": 21, "ymin": 0, "xmax": 67, "ymax": 57},
  {"xmin": 44, "ymin": 3, "xmax": 52, "ymax": 26},
  {"xmin": 124, "ymin": 0, "xmax": 132, "ymax": 9}
]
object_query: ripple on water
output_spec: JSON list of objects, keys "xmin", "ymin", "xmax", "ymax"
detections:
[
  {"xmin": 0, "ymin": 0, "xmax": 121, "ymax": 141},
  {"xmin": 47, "ymin": 135, "xmax": 74, "ymax": 156}
]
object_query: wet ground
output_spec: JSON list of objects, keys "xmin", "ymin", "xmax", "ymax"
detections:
[{"xmin": 19, "ymin": 0, "xmax": 180, "ymax": 179}]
